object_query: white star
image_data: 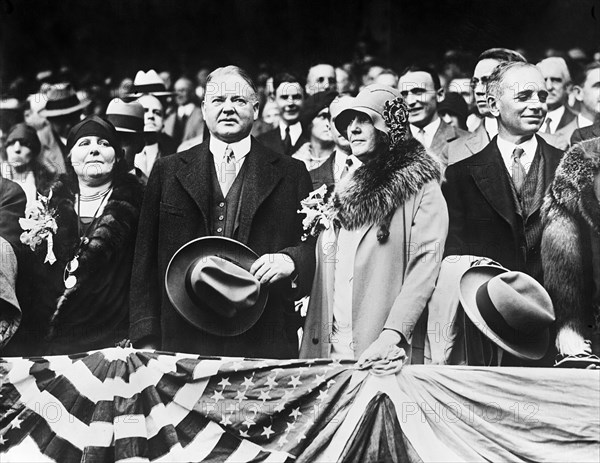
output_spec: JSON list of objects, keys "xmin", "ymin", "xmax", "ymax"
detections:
[
  {"xmin": 290, "ymin": 407, "xmax": 302, "ymax": 419},
  {"xmin": 220, "ymin": 414, "xmax": 232, "ymax": 427},
  {"xmin": 211, "ymin": 390, "xmax": 224, "ymax": 402},
  {"xmin": 312, "ymin": 374, "xmax": 326, "ymax": 385},
  {"xmin": 318, "ymin": 389, "xmax": 329, "ymax": 402},
  {"xmin": 259, "ymin": 390, "xmax": 271, "ymax": 402},
  {"xmin": 286, "ymin": 421, "xmax": 296, "ymax": 431},
  {"xmin": 242, "ymin": 416, "xmax": 256, "ymax": 428},
  {"xmin": 240, "ymin": 429, "xmax": 250, "ymax": 438},
  {"xmin": 10, "ymin": 417, "xmax": 23, "ymax": 429},
  {"xmin": 296, "ymin": 431, "xmax": 307, "ymax": 443},
  {"xmin": 261, "ymin": 425, "xmax": 275, "ymax": 439},
  {"xmin": 327, "ymin": 379, "xmax": 336, "ymax": 387},
  {"xmin": 281, "ymin": 390, "xmax": 294, "ymax": 402},
  {"xmin": 274, "ymin": 402, "xmax": 286, "ymax": 413},
  {"xmin": 0, "ymin": 435, "xmax": 6, "ymax": 445},
  {"xmin": 242, "ymin": 376, "xmax": 255, "ymax": 388},
  {"xmin": 288, "ymin": 375, "xmax": 302, "ymax": 388},
  {"xmin": 305, "ymin": 359, "xmax": 317, "ymax": 364},
  {"xmin": 218, "ymin": 377, "xmax": 231, "ymax": 388},
  {"xmin": 278, "ymin": 434, "xmax": 288, "ymax": 447},
  {"xmin": 235, "ymin": 390, "xmax": 247, "ymax": 402},
  {"xmin": 265, "ymin": 376, "xmax": 278, "ymax": 389},
  {"xmin": 331, "ymin": 358, "xmax": 342, "ymax": 368}
]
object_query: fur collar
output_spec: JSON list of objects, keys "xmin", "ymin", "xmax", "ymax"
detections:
[
  {"xmin": 332, "ymin": 137, "xmax": 440, "ymax": 236},
  {"xmin": 544, "ymin": 137, "xmax": 600, "ymax": 234}
]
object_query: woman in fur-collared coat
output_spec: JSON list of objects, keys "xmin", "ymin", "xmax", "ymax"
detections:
[
  {"xmin": 300, "ymin": 85, "xmax": 448, "ymax": 365},
  {"xmin": 3, "ymin": 116, "xmax": 144, "ymax": 356},
  {"xmin": 542, "ymin": 137, "xmax": 600, "ymax": 358}
]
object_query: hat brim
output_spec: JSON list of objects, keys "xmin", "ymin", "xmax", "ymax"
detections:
[
  {"xmin": 165, "ymin": 237, "xmax": 269, "ymax": 337},
  {"xmin": 39, "ymin": 99, "xmax": 91, "ymax": 118},
  {"xmin": 127, "ymin": 91, "xmax": 174, "ymax": 98},
  {"xmin": 459, "ymin": 265, "xmax": 550, "ymax": 361},
  {"xmin": 334, "ymin": 106, "xmax": 386, "ymax": 140}
]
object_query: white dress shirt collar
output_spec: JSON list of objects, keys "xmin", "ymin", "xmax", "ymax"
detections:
[
  {"xmin": 578, "ymin": 113, "xmax": 594, "ymax": 129},
  {"xmin": 409, "ymin": 117, "xmax": 441, "ymax": 149},
  {"xmin": 484, "ymin": 117, "xmax": 499, "ymax": 139},
  {"xmin": 542, "ymin": 106, "xmax": 565, "ymax": 134},
  {"xmin": 496, "ymin": 134, "xmax": 538, "ymax": 176},
  {"xmin": 210, "ymin": 135, "xmax": 252, "ymax": 162},
  {"xmin": 178, "ymin": 103, "xmax": 195, "ymax": 118},
  {"xmin": 279, "ymin": 121, "xmax": 303, "ymax": 146}
]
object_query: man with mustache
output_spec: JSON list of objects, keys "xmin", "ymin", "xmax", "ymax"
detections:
[
  {"xmin": 443, "ymin": 62, "xmax": 563, "ymax": 284},
  {"xmin": 130, "ymin": 66, "xmax": 315, "ymax": 358},
  {"xmin": 257, "ymin": 73, "xmax": 308, "ymax": 156}
]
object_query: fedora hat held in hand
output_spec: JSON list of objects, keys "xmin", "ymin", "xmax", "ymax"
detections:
[
  {"xmin": 165, "ymin": 237, "xmax": 269, "ymax": 336},
  {"xmin": 459, "ymin": 259, "xmax": 555, "ymax": 360}
]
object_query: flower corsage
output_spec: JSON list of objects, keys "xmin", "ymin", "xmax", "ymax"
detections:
[
  {"xmin": 297, "ymin": 184, "xmax": 336, "ymax": 241},
  {"xmin": 19, "ymin": 191, "xmax": 58, "ymax": 265}
]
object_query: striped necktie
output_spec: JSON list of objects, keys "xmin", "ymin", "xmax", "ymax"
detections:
[
  {"xmin": 511, "ymin": 147, "xmax": 526, "ymax": 195},
  {"xmin": 221, "ymin": 145, "xmax": 237, "ymax": 196}
]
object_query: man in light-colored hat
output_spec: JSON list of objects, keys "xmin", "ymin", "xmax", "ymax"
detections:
[
  {"xmin": 37, "ymin": 83, "xmax": 90, "ymax": 175},
  {"xmin": 105, "ymin": 98, "xmax": 146, "ymax": 175}
]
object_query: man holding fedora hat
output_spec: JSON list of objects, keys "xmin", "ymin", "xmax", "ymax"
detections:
[
  {"xmin": 37, "ymin": 83, "xmax": 90, "ymax": 175},
  {"xmin": 130, "ymin": 65, "xmax": 315, "ymax": 358}
]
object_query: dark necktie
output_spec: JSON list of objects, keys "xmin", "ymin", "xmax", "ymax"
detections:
[
  {"xmin": 174, "ymin": 112, "xmax": 188, "ymax": 145},
  {"xmin": 340, "ymin": 157, "xmax": 354, "ymax": 180},
  {"xmin": 283, "ymin": 126, "xmax": 292, "ymax": 156},
  {"xmin": 511, "ymin": 147, "xmax": 526, "ymax": 194},
  {"xmin": 543, "ymin": 117, "xmax": 553, "ymax": 134}
]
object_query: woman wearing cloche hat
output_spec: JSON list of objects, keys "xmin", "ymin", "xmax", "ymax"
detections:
[
  {"xmin": 300, "ymin": 84, "xmax": 448, "ymax": 370},
  {"xmin": 2, "ymin": 116, "xmax": 144, "ymax": 356}
]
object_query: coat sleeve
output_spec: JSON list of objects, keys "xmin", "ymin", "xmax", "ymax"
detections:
[
  {"xmin": 129, "ymin": 159, "xmax": 163, "ymax": 345},
  {"xmin": 441, "ymin": 163, "xmax": 467, "ymax": 257},
  {"xmin": 384, "ymin": 181, "xmax": 449, "ymax": 342},
  {"xmin": 278, "ymin": 162, "xmax": 317, "ymax": 300}
]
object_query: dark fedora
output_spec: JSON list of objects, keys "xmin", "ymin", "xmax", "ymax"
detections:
[
  {"xmin": 165, "ymin": 237, "xmax": 269, "ymax": 336},
  {"xmin": 459, "ymin": 260, "xmax": 555, "ymax": 360},
  {"xmin": 38, "ymin": 83, "xmax": 90, "ymax": 118}
]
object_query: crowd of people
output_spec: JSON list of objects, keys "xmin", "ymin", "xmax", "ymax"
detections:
[{"xmin": 1, "ymin": 45, "xmax": 600, "ymax": 370}]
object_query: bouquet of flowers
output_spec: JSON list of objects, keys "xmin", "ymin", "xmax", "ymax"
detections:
[
  {"xmin": 297, "ymin": 184, "xmax": 336, "ymax": 241},
  {"xmin": 19, "ymin": 191, "xmax": 58, "ymax": 265}
]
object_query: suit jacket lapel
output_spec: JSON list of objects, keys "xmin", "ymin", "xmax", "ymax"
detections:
[
  {"xmin": 176, "ymin": 142, "xmax": 212, "ymax": 223},
  {"xmin": 465, "ymin": 123, "xmax": 489, "ymax": 155},
  {"xmin": 237, "ymin": 139, "xmax": 284, "ymax": 243},
  {"xmin": 470, "ymin": 142, "xmax": 518, "ymax": 229}
]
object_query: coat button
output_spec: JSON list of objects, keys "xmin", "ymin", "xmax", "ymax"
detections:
[
  {"xmin": 217, "ymin": 227, "xmax": 223, "ymax": 233},
  {"xmin": 218, "ymin": 215, "xmax": 224, "ymax": 221},
  {"xmin": 312, "ymin": 338, "xmax": 319, "ymax": 345},
  {"xmin": 219, "ymin": 202, "xmax": 225, "ymax": 207}
]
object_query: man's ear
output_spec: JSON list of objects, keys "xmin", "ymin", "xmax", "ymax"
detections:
[
  {"xmin": 436, "ymin": 87, "xmax": 445, "ymax": 103},
  {"xmin": 201, "ymin": 100, "xmax": 206, "ymax": 118},
  {"xmin": 487, "ymin": 95, "xmax": 500, "ymax": 117},
  {"xmin": 573, "ymin": 85, "xmax": 584, "ymax": 103},
  {"xmin": 253, "ymin": 100, "xmax": 260, "ymax": 121}
]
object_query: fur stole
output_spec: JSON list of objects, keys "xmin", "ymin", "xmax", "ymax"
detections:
[
  {"xmin": 543, "ymin": 137, "xmax": 600, "ymax": 234},
  {"xmin": 542, "ymin": 138, "xmax": 600, "ymax": 334},
  {"xmin": 332, "ymin": 137, "xmax": 440, "ymax": 240},
  {"xmin": 46, "ymin": 172, "xmax": 144, "ymax": 336}
]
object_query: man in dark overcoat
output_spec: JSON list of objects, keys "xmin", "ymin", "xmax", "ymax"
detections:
[
  {"xmin": 443, "ymin": 62, "xmax": 563, "ymax": 283},
  {"xmin": 129, "ymin": 66, "xmax": 315, "ymax": 358}
]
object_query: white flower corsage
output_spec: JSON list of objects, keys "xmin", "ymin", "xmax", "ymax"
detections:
[
  {"xmin": 297, "ymin": 184, "xmax": 336, "ymax": 241},
  {"xmin": 19, "ymin": 191, "xmax": 58, "ymax": 265}
]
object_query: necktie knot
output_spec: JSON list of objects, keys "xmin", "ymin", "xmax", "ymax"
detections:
[
  {"xmin": 543, "ymin": 117, "xmax": 552, "ymax": 134},
  {"xmin": 225, "ymin": 145, "xmax": 235, "ymax": 164},
  {"xmin": 512, "ymin": 146, "xmax": 525, "ymax": 160},
  {"xmin": 511, "ymin": 147, "xmax": 526, "ymax": 194}
]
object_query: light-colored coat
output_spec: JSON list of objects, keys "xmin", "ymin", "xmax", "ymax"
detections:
[{"xmin": 300, "ymin": 138, "xmax": 448, "ymax": 360}]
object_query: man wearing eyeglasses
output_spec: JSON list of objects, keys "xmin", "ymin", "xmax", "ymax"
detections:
[
  {"xmin": 398, "ymin": 65, "xmax": 467, "ymax": 161},
  {"xmin": 441, "ymin": 48, "xmax": 527, "ymax": 170},
  {"xmin": 443, "ymin": 62, "xmax": 563, "ymax": 287}
]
